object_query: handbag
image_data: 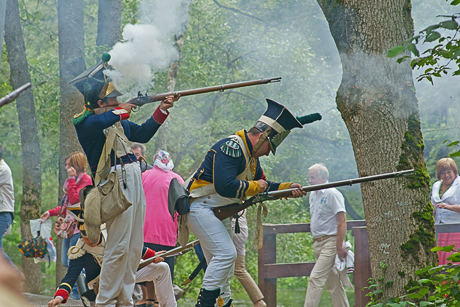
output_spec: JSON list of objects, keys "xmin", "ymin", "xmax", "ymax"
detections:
[
  {"xmin": 52, "ymin": 199, "xmax": 76, "ymax": 239},
  {"xmin": 53, "ymin": 216, "xmax": 76, "ymax": 239}
]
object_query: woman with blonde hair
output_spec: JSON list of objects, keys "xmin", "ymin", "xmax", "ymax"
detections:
[
  {"xmin": 432, "ymin": 157, "xmax": 460, "ymax": 264},
  {"xmin": 41, "ymin": 152, "xmax": 92, "ymax": 299}
]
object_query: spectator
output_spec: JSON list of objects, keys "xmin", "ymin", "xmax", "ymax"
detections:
[
  {"xmin": 139, "ymin": 150, "xmax": 184, "ymax": 306},
  {"xmin": 0, "ymin": 142, "xmax": 15, "ymax": 265},
  {"xmin": 40, "ymin": 151, "xmax": 92, "ymax": 300},
  {"xmin": 131, "ymin": 143, "xmax": 152, "ymax": 172},
  {"xmin": 304, "ymin": 163, "xmax": 349, "ymax": 307},
  {"xmin": 432, "ymin": 157, "xmax": 460, "ymax": 264}
]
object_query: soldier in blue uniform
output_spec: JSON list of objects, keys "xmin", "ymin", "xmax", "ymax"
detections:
[
  {"xmin": 185, "ymin": 99, "xmax": 322, "ymax": 307},
  {"xmin": 47, "ymin": 229, "xmax": 177, "ymax": 307},
  {"xmin": 70, "ymin": 54, "xmax": 179, "ymax": 307}
]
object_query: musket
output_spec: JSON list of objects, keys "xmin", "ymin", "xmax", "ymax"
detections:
[
  {"xmin": 181, "ymin": 257, "xmax": 207, "ymax": 286},
  {"xmin": 130, "ymin": 77, "xmax": 282, "ymax": 107},
  {"xmin": 138, "ymin": 239, "xmax": 200, "ymax": 270},
  {"xmin": 212, "ymin": 169, "xmax": 415, "ymax": 221},
  {"xmin": 0, "ymin": 82, "xmax": 32, "ymax": 108}
]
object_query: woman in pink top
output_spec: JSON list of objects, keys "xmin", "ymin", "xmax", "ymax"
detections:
[
  {"xmin": 40, "ymin": 152, "xmax": 92, "ymax": 299},
  {"xmin": 142, "ymin": 150, "xmax": 183, "ymax": 277},
  {"xmin": 137, "ymin": 151, "xmax": 183, "ymax": 306}
]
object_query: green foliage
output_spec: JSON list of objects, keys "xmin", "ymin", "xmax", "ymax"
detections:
[
  {"xmin": 367, "ymin": 246, "xmax": 460, "ymax": 306},
  {"xmin": 388, "ymin": 1, "xmax": 460, "ymax": 84}
]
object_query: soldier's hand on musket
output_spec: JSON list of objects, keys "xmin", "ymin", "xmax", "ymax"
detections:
[
  {"xmin": 48, "ymin": 296, "xmax": 63, "ymax": 307},
  {"xmin": 258, "ymin": 179, "xmax": 268, "ymax": 192},
  {"xmin": 159, "ymin": 94, "xmax": 180, "ymax": 111},
  {"xmin": 290, "ymin": 183, "xmax": 306, "ymax": 198},
  {"xmin": 154, "ymin": 250, "xmax": 167, "ymax": 263},
  {"xmin": 118, "ymin": 102, "xmax": 137, "ymax": 114}
]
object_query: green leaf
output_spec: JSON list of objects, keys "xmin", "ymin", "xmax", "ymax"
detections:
[
  {"xmin": 431, "ymin": 245, "xmax": 455, "ymax": 252},
  {"xmin": 451, "ymin": 150, "xmax": 460, "ymax": 157},
  {"xmin": 407, "ymin": 43, "xmax": 420, "ymax": 57},
  {"xmin": 388, "ymin": 46, "xmax": 406, "ymax": 58},
  {"xmin": 439, "ymin": 20, "xmax": 459, "ymax": 30},
  {"xmin": 425, "ymin": 31, "xmax": 442, "ymax": 42},
  {"xmin": 422, "ymin": 25, "xmax": 440, "ymax": 32},
  {"xmin": 451, "ymin": 0, "xmax": 460, "ymax": 6},
  {"xmin": 447, "ymin": 141, "xmax": 460, "ymax": 147}
]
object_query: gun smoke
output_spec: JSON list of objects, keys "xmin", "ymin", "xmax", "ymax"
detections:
[{"xmin": 104, "ymin": 0, "xmax": 190, "ymax": 95}]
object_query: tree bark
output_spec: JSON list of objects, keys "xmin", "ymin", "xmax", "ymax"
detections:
[
  {"xmin": 97, "ymin": 0, "xmax": 122, "ymax": 50},
  {"xmin": 0, "ymin": 0, "xmax": 6, "ymax": 65},
  {"xmin": 57, "ymin": 0, "xmax": 86, "ymax": 286},
  {"xmin": 4, "ymin": 0, "xmax": 42, "ymax": 294},
  {"xmin": 316, "ymin": 0, "xmax": 436, "ymax": 299}
]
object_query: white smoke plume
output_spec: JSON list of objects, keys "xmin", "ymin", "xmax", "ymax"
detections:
[{"xmin": 104, "ymin": 0, "xmax": 190, "ymax": 94}]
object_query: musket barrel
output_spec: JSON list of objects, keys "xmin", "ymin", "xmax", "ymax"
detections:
[
  {"xmin": 268, "ymin": 169, "xmax": 415, "ymax": 197},
  {"xmin": 0, "ymin": 82, "xmax": 32, "ymax": 108},
  {"xmin": 132, "ymin": 77, "xmax": 282, "ymax": 106},
  {"xmin": 138, "ymin": 239, "xmax": 199, "ymax": 269},
  {"xmin": 212, "ymin": 169, "xmax": 414, "ymax": 221}
]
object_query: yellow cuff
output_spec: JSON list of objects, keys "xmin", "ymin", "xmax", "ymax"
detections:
[
  {"xmin": 278, "ymin": 182, "xmax": 292, "ymax": 190},
  {"xmin": 245, "ymin": 181, "xmax": 260, "ymax": 196}
]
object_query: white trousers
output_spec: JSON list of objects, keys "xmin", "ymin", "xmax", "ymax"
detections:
[
  {"xmin": 136, "ymin": 262, "xmax": 177, "ymax": 307},
  {"xmin": 304, "ymin": 237, "xmax": 349, "ymax": 307},
  {"xmin": 187, "ymin": 198, "xmax": 237, "ymax": 305},
  {"xmin": 97, "ymin": 163, "xmax": 146, "ymax": 307}
]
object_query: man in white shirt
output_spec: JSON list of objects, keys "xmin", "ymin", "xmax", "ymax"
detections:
[
  {"xmin": 304, "ymin": 163, "xmax": 349, "ymax": 307},
  {"xmin": 0, "ymin": 142, "xmax": 15, "ymax": 264}
]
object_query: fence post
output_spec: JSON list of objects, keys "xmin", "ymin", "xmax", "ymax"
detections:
[
  {"xmin": 353, "ymin": 226, "xmax": 371, "ymax": 307},
  {"xmin": 259, "ymin": 231, "xmax": 277, "ymax": 307}
]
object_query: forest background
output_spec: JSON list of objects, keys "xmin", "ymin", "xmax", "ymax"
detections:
[{"xmin": 0, "ymin": 0, "xmax": 459, "ymax": 306}]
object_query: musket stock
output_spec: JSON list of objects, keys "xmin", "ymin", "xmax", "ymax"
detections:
[
  {"xmin": 212, "ymin": 169, "xmax": 414, "ymax": 221},
  {"xmin": 138, "ymin": 239, "xmax": 199, "ymax": 270},
  {"xmin": 131, "ymin": 77, "xmax": 281, "ymax": 106}
]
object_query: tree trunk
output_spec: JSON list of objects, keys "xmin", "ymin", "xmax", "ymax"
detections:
[
  {"xmin": 154, "ymin": 34, "xmax": 185, "ymax": 153},
  {"xmin": 97, "ymin": 0, "xmax": 122, "ymax": 50},
  {"xmin": 316, "ymin": 0, "xmax": 436, "ymax": 299},
  {"xmin": 57, "ymin": 0, "xmax": 86, "ymax": 286},
  {"xmin": 0, "ymin": 0, "xmax": 6, "ymax": 65},
  {"xmin": 4, "ymin": 0, "xmax": 42, "ymax": 294}
]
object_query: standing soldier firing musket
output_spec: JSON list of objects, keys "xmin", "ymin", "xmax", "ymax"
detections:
[
  {"xmin": 69, "ymin": 53, "xmax": 179, "ymax": 307},
  {"xmin": 179, "ymin": 99, "xmax": 322, "ymax": 307}
]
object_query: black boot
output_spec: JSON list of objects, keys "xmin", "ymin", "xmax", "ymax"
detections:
[
  {"xmin": 195, "ymin": 288, "xmax": 220, "ymax": 307},
  {"xmin": 221, "ymin": 298, "xmax": 233, "ymax": 307}
]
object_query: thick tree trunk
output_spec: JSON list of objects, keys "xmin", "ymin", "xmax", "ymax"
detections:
[
  {"xmin": 57, "ymin": 0, "xmax": 86, "ymax": 286},
  {"xmin": 316, "ymin": 0, "xmax": 436, "ymax": 299},
  {"xmin": 4, "ymin": 0, "xmax": 42, "ymax": 294},
  {"xmin": 97, "ymin": 0, "xmax": 122, "ymax": 49}
]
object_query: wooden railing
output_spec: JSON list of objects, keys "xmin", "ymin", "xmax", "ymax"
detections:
[{"xmin": 258, "ymin": 220, "xmax": 370, "ymax": 307}]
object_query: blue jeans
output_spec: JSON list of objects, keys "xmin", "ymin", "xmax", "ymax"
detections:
[
  {"xmin": 0, "ymin": 212, "xmax": 13, "ymax": 264},
  {"xmin": 61, "ymin": 232, "xmax": 81, "ymax": 268}
]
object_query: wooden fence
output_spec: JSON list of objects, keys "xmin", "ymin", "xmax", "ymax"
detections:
[
  {"xmin": 258, "ymin": 220, "xmax": 370, "ymax": 307},
  {"xmin": 257, "ymin": 221, "xmax": 460, "ymax": 307}
]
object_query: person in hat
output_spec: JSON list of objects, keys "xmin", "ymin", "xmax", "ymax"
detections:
[
  {"xmin": 138, "ymin": 150, "xmax": 184, "ymax": 306},
  {"xmin": 184, "ymin": 99, "xmax": 321, "ymax": 307},
  {"xmin": 70, "ymin": 54, "xmax": 179, "ymax": 307},
  {"xmin": 47, "ymin": 226, "xmax": 177, "ymax": 307}
]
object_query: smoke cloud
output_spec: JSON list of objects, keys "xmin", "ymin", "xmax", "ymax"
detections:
[{"xmin": 104, "ymin": 0, "xmax": 190, "ymax": 93}]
